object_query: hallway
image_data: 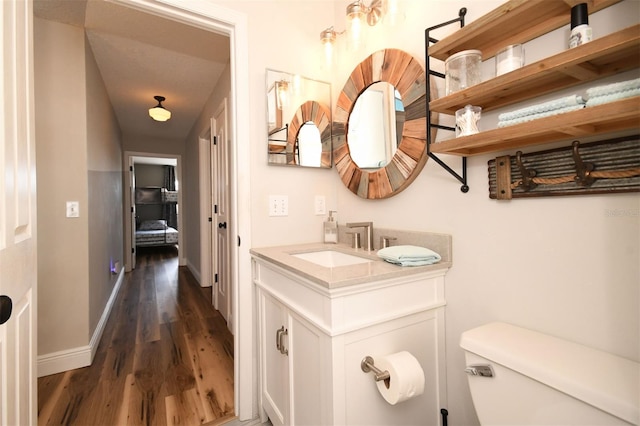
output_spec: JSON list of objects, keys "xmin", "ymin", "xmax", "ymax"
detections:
[{"xmin": 37, "ymin": 246, "xmax": 235, "ymax": 426}]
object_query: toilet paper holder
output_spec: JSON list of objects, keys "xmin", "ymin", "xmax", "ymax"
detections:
[{"xmin": 361, "ymin": 355, "xmax": 390, "ymax": 382}]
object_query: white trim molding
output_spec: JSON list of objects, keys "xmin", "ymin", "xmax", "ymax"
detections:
[{"xmin": 37, "ymin": 269, "xmax": 125, "ymax": 377}]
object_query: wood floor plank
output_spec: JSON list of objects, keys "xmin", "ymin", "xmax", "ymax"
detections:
[
  {"xmin": 128, "ymin": 340, "xmax": 168, "ymax": 426},
  {"xmin": 37, "ymin": 372, "xmax": 69, "ymax": 425},
  {"xmin": 183, "ymin": 314, "xmax": 234, "ymax": 420},
  {"xmin": 137, "ymin": 300, "xmax": 161, "ymax": 343},
  {"xmin": 38, "ymin": 246, "xmax": 234, "ymax": 426},
  {"xmin": 165, "ymin": 388, "xmax": 208, "ymax": 425}
]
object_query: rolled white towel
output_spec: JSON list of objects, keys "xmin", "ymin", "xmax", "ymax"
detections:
[
  {"xmin": 586, "ymin": 88, "xmax": 640, "ymax": 107},
  {"xmin": 498, "ymin": 95, "xmax": 585, "ymax": 122},
  {"xmin": 498, "ymin": 104, "xmax": 586, "ymax": 127},
  {"xmin": 586, "ymin": 78, "xmax": 640, "ymax": 98}
]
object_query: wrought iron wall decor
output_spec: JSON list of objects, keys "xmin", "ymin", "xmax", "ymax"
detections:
[{"xmin": 488, "ymin": 135, "xmax": 640, "ymax": 199}]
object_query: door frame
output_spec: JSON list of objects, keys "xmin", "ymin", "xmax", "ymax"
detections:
[
  {"xmin": 115, "ymin": 0, "xmax": 253, "ymax": 420},
  {"xmin": 198, "ymin": 125, "xmax": 213, "ymax": 289},
  {"xmin": 123, "ymin": 152, "xmax": 185, "ymax": 271}
]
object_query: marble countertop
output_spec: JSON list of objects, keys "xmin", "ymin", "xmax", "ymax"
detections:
[{"xmin": 250, "ymin": 242, "xmax": 452, "ymax": 289}]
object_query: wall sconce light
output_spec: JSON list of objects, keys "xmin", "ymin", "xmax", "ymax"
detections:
[
  {"xmin": 148, "ymin": 95, "xmax": 171, "ymax": 122},
  {"xmin": 347, "ymin": 0, "xmax": 383, "ymax": 45},
  {"xmin": 275, "ymin": 80, "xmax": 289, "ymax": 110},
  {"xmin": 320, "ymin": 0, "xmax": 396, "ymax": 62},
  {"xmin": 320, "ymin": 27, "xmax": 339, "ymax": 66}
]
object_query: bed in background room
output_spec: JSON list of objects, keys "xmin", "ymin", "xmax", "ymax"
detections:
[{"xmin": 135, "ymin": 219, "xmax": 178, "ymax": 247}]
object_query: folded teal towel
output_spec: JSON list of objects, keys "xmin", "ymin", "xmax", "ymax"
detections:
[{"xmin": 377, "ymin": 245, "xmax": 441, "ymax": 266}]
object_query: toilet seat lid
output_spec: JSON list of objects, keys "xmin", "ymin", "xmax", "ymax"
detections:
[{"xmin": 460, "ymin": 322, "xmax": 639, "ymax": 425}]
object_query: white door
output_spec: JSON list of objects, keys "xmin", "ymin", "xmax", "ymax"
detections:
[
  {"xmin": 0, "ymin": 0, "xmax": 37, "ymax": 424},
  {"xmin": 213, "ymin": 99, "xmax": 231, "ymax": 329}
]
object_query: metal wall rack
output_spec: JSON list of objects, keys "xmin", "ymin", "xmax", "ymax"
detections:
[{"xmin": 425, "ymin": 8, "xmax": 469, "ymax": 193}]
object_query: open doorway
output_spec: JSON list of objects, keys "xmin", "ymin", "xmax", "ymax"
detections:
[
  {"xmin": 112, "ymin": 1, "xmax": 253, "ymax": 419},
  {"xmin": 125, "ymin": 153, "xmax": 184, "ymax": 270},
  {"xmin": 33, "ymin": 0, "xmax": 253, "ymax": 420}
]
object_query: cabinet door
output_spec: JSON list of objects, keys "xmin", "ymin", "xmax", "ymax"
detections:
[
  {"xmin": 289, "ymin": 311, "xmax": 324, "ymax": 425},
  {"xmin": 259, "ymin": 291, "xmax": 289, "ymax": 426}
]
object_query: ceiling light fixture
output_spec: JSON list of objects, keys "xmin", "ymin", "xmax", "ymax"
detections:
[{"xmin": 149, "ymin": 95, "xmax": 171, "ymax": 122}]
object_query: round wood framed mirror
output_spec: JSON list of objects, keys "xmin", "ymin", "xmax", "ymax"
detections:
[
  {"xmin": 333, "ymin": 48, "xmax": 437, "ymax": 199},
  {"xmin": 287, "ymin": 100, "xmax": 332, "ymax": 168}
]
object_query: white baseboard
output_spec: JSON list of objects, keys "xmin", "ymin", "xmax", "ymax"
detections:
[
  {"xmin": 187, "ymin": 260, "xmax": 206, "ymax": 286},
  {"xmin": 37, "ymin": 269, "xmax": 125, "ymax": 377}
]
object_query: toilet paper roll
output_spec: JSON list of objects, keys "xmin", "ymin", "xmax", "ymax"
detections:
[{"xmin": 375, "ymin": 351, "xmax": 425, "ymax": 405}]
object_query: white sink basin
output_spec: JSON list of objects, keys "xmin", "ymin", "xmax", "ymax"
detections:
[{"xmin": 292, "ymin": 250, "xmax": 372, "ymax": 268}]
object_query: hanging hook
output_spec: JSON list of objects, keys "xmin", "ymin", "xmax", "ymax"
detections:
[
  {"xmin": 515, "ymin": 151, "xmax": 537, "ymax": 191},
  {"xmin": 572, "ymin": 140, "xmax": 595, "ymax": 186}
]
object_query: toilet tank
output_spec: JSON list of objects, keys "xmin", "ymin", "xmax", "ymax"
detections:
[{"xmin": 460, "ymin": 322, "xmax": 639, "ymax": 425}]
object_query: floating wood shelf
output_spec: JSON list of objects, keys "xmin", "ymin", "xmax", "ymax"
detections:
[
  {"xmin": 430, "ymin": 25, "xmax": 640, "ymax": 115},
  {"xmin": 428, "ymin": 0, "xmax": 623, "ymax": 61},
  {"xmin": 426, "ymin": 0, "xmax": 639, "ymax": 189},
  {"xmin": 430, "ymin": 97, "xmax": 640, "ymax": 156}
]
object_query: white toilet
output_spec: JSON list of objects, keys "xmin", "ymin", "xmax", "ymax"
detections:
[{"xmin": 460, "ymin": 322, "xmax": 639, "ymax": 425}]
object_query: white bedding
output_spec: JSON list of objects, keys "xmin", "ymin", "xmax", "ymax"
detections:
[{"xmin": 135, "ymin": 226, "xmax": 178, "ymax": 246}]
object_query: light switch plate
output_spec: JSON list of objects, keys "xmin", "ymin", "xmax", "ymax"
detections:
[
  {"xmin": 269, "ymin": 195, "xmax": 288, "ymax": 216},
  {"xmin": 66, "ymin": 201, "xmax": 80, "ymax": 218},
  {"xmin": 314, "ymin": 195, "xmax": 326, "ymax": 215}
]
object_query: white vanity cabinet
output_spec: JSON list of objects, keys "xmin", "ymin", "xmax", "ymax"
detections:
[
  {"xmin": 258, "ymin": 289, "xmax": 326, "ymax": 426},
  {"xmin": 252, "ymin": 243, "xmax": 451, "ymax": 426}
]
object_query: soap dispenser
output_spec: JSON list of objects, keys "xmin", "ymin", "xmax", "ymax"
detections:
[{"xmin": 324, "ymin": 211, "xmax": 338, "ymax": 243}]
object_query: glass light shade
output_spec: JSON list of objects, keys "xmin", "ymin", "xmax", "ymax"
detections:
[
  {"xmin": 384, "ymin": 0, "xmax": 403, "ymax": 26},
  {"xmin": 149, "ymin": 106, "xmax": 171, "ymax": 121},
  {"xmin": 323, "ymin": 40, "xmax": 334, "ymax": 66},
  {"xmin": 320, "ymin": 28, "xmax": 336, "ymax": 66},
  {"xmin": 276, "ymin": 80, "xmax": 289, "ymax": 110},
  {"xmin": 346, "ymin": 1, "xmax": 364, "ymax": 46}
]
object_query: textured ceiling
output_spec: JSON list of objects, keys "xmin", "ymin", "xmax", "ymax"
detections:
[{"xmin": 33, "ymin": 0, "xmax": 230, "ymax": 141}]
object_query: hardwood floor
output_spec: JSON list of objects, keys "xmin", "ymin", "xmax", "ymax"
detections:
[{"xmin": 38, "ymin": 246, "xmax": 235, "ymax": 426}]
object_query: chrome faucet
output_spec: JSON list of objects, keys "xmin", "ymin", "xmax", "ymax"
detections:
[{"xmin": 346, "ymin": 222, "xmax": 374, "ymax": 251}]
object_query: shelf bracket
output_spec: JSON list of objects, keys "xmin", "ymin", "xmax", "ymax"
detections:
[{"xmin": 425, "ymin": 7, "xmax": 469, "ymax": 193}]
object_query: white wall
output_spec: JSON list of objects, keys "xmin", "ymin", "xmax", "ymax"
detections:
[
  {"xmin": 35, "ymin": 17, "xmax": 125, "ymax": 370},
  {"xmin": 216, "ymin": 0, "xmax": 339, "ymax": 248},
  {"xmin": 85, "ymin": 32, "xmax": 125, "ymax": 339},
  {"xmin": 35, "ymin": 18, "xmax": 91, "ymax": 355},
  {"xmin": 216, "ymin": 0, "xmax": 639, "ymax": 424}
]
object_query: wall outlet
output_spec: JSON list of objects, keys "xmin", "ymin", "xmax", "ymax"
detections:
[
  {"xmin": 315, "ymin": 195, "xmax": 326, "ymax": 215},
  {"xmin": 111, "ymin": 261, "xmax": 120, "ymax": 275},
  {"xmin": 269, "ymin": 195, "xmax": 288, "ymax": 216}
]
